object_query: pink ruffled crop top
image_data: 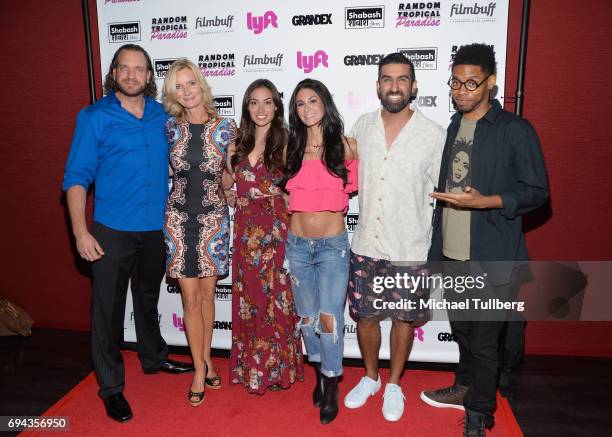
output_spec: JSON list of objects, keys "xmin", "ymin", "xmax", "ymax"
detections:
[{"xmin": 285, "ymin": 160, "xmax": 358, "ymax": 213}]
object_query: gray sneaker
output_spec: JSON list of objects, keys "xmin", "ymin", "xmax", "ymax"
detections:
[{"xmin": 420, "ymin": 384, "xmax": 469, "ymax": 410}]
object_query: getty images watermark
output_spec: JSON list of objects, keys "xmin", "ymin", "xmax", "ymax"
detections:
[{"xmin": 371, "ymin": 271, "xmax": 526, "ymax": 312}]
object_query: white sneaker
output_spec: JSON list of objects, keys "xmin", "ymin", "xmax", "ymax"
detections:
[
  {"xmin": 382, "ymin": 383, "xmax": 405, "ymax": 421},
  {"xmin": 344, "ymin": 375, "xmax": 382, "ymax": 409}
]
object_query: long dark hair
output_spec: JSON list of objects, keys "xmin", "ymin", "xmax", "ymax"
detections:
[
  {"xmin": 232, "ymin": 79, "xmax": 286, "ymax": 172},
  {"xmin": 282, "ymin": 79, "xmax": 347, "ymax": 188},
  {"xmin": 103, "ymin": 44, "xmax": 157, "ymax": 98}
]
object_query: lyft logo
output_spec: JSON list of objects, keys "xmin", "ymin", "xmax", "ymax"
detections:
[
  {"xmin": 172, "ymin": 313, "xmax": 184, "ymax": 332},
  {"xmin": 246, "ymin": 11, "xmax": 278, "ymax": 34},
  {"xmin": 297, "ymin": 50, "xmax": 329, "ymax": 73},
  {"xmin": 414, "ymin": 327, "xmax": 425, "ymax": 342}
]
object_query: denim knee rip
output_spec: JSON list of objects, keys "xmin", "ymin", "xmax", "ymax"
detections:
[{"xmin": 296, "ymin": 312, "xmax": 339, "ymax": 344}]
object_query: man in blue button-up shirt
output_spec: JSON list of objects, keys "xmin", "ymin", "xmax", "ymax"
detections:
[{"xmin": 63, "ymin": 44, "xmax": 193, "ymax": 423}]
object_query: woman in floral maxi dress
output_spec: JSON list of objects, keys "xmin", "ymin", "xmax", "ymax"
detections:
[{"xmin": 228, "ymin": 79, "xmax": 304, "ymax": 394}]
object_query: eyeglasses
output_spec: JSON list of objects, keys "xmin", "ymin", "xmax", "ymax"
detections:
[{"xmin": 447, "ymin": 74, "xmax": 491, "ymax": 91}]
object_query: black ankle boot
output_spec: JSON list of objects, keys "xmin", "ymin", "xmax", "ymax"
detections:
[
  {"xmin": 320, "ymin": 375, "xmax": 339, "ymax": 424},
  {"xmin": 312, "ymin": 364, "xmax": 324, "ymax": 407},
  {"xmin": 464, "ymin": 409, "xmax": 486, "ymax": 437}
]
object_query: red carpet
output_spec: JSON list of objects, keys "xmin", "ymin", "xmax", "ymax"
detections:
[{"xmin": 23, "ymin": 352, "xmax": 522, "ymax": 437}]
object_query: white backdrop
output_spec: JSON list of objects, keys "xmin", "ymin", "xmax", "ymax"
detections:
[{"xmin": 97, "ymin": 0, "xmax": 509, "ymax": 363}]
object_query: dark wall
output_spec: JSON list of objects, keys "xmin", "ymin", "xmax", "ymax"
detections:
[{"xmin": 1, "ymin": 0, "xmax": 610, "ymax": 354}]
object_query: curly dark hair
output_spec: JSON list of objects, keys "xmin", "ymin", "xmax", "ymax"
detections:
[
  {"xmin": 282, "ymin": 79, "xmax": 348, "ymax": 189},
  {"xmin": 103, "ymin": 44, "xmax": 157, "ymax": 98},
  {"xmin": 452, "ymin": 43, "xmax": 497, "ymax": 76},
  {"xmin": 232, "ymin": 79, "xmax": 287, "ymax": 173}
]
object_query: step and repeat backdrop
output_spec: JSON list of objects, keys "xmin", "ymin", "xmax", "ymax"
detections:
[{"xmin": 97, "ymin": 0, "xmax": 509, "ymax": 363}]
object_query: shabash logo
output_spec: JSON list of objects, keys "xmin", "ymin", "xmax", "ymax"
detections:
[
  {"xmin": 195, "ymin": 15, "xmax": 234, "ymax": 34},
  {"xmin": 344, "ymin": 6, "xmax": 385, "ymax": 29},
  {"xmin": 108, "ymin": 22, "xmax": 141, "ymax": 43},
  {"xmin": 297, "ymin": 50, "xmax": 329, "ymax": 73},
  {"xmin": 246, "ymin": 11, "xmax": 278, "ymax": 34},
  {"xmin": 449, "ymin": 2, "xmax": 497, "ymax": 23},
  {"xmin": 396, "ymin": 2, "xmax": 441, "ymax": 27},
  {"xmin": 215, "ymin": 284, "xmax": 232, "ymax": 301},
  {"xmin": 213, "ymin": 96, "xmax": 235, "ymax": 116},
  {"xmin": 154, "ymin": 58, "xmax": 177, "ymax": 79},
  {"xmin": 344, "ymin": 54, "xmax": 385, "ymax": 66},
  {"xmin": 346, "ymin": 214, "xmax": 359, "ymax": 232},
  {"xmin": 398, "ymin": 47, "xmax": 438, "ymax": 70},
  {"xmin": 243, "ymin": 53, "xmax": 284, "ymax": 72},
  {"xmin": 198, "ymin": 53, "xmax": 236, "ymax": 78},
  {"xmin": 150, "ymin": 16, "xmax": 188, "ymax": 40}
]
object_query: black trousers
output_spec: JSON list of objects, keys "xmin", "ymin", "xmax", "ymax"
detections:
[{"xmin": 90, "ymin": 222, "xmax": 168, "ymax": 398}]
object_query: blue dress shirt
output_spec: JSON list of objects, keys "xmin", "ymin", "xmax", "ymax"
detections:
[{"xmin": 63, "ymin": 91, "xmax": 169, "ymax": 231}]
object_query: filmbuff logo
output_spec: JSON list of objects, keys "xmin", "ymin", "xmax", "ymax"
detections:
[
  {"xmin": 450, "ymin": 2, "xmax": 497, "ymax": 22},
  {"xmin": 195, "ymin": 15, "xmax": 234, "ymax": 34},
  {"xmin": 198, "ymin": 53, "xmax": 235, "ymax": 78},
  {"xmin": 215, "ymin": 284, "xmax": 232, "ymax": 301},
  {"xmin": 246, "ymin": 11, "xmax": 278, "ymax": 34},
  {"xmin": 151, "ymin": 16, "xmax": 187, "ymax": 40},
  {"xmin": 398, "ymin": 47, "xmax": 438, "ymax": 70},
  {"xmin": 346, "ymin": 214, "xmax": 359, "ymax": 232},
  {"xmin": 243, "ymin": 53, "xmax": 284, "ymax": 72},
  {"xmin": 213, "ymin": 96, "xmax": 235, "ymax": 116},
  {"xmin": 344, "ymin": 6, "xmax": 385, "ymax": 29},
  {"xmin": 108, "ymin": 22, "xmax": 141, "ymax": 43},
  {"xmin": 344, "ymin": 54, "xmax": 385, "ymax": 66},
  {"xmin": 292, "ymin": 14, "xmax": 332, "ymax": 26},
  {"xmin": 396, "ymin": 2, "xmax": 441, "ymax": 27},
  {"xmin": 297, "ymin": 50, "xmax": 329, "ymax": 73},
  {"xmin": 154, "ymin": 59, "xmax": 177, "ymax": 79}
]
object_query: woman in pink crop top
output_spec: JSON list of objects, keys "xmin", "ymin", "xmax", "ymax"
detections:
[{"xmin": 282, "ymin": 79, "xmax": 358, "ymax": 425}]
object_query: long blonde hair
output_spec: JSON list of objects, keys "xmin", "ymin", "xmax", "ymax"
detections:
[{"xmin": 162, "ymin": 59, "xmax": 217, "ymax": 122}]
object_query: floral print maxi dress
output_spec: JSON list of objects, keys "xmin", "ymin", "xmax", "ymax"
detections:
[{"xmin": 229, "ymin": 156, "xmax": 304, "ymax": 393}]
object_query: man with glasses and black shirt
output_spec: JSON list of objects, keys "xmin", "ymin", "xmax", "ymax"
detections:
[{"xmin": 420, "ymin": 43, "xmax": 548, "ymax": 436}]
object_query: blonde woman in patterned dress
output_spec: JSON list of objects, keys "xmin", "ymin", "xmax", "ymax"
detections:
[{"xmin": 162, "ymin": 59, "xmax": 236, "ymax": 406}]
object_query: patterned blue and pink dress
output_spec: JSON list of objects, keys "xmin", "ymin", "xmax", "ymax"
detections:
[{"xmin": 163, "ymin": 116, "xmax": 236, "ymax": 278}]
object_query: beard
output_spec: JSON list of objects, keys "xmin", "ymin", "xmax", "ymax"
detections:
[
  {"xmin": 378, "ymin": 89, "xmax": 412, "ymax": 113},
  {"xmin": 115, "ymin": 79, "xmax": 147, "ymax": 97}
]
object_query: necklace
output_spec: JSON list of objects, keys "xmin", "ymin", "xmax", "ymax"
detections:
[{"xmin": 307, "ymin": 143, "xmax": 322, "ymax": 149}]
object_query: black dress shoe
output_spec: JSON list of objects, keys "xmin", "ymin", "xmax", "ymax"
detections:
[
  {"xmin": 103, "ymin": 393, "xmax": 133, "ymax": 423},
  {"xmin": 144, "ymin": 358, "xmax": 195, "ymax": 374}
]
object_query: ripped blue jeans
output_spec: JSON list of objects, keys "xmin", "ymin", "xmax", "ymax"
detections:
[{"xmin": 285, "ymin": 230, "xmax": 349, "ymax": 377}]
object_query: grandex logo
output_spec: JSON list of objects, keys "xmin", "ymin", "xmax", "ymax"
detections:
[
  {"xmin": 243, "ymin": 53, "xmax": 284, "ymax": 72},
  {"xmin": 195, "ymin": 15, "xmax": 234, "ymax": 34},
  {"xmin": 292, "ymin": 14, "xmax": 332, "ymax": 26},
  {"xmin": 151, "ymin": 16, "xmax": 187, "ymax": 40},
  {"xmin": 198, "ymin": 53, "xmax": 236, "ymax": 77},
  {"xmin": 416, "ymin": 95, "xmax": 437, "ymax": 107},
  {"xmin": 213, "ymin": 96, "xmax": 235, "ymax": 116},
  {"xmin": 214, "ymin": 320, "xmax": 232, "ymax": 330},
  {"xmin": 450, "ymin": 2, "xmax": 497, "ymax": 22},
  {"xmin": 344, "ymin": 6, "xmax": 385, "ymax": 29},
  {"xmin": 346, "ymin": 214, "xmax": 359, "ymax": 232},
  {"xmin": 154, "ymin": 59, "xmax": 178, "ymax": 79},
  {"xmin": 215, "ymin": 284, "xmax": 232, "ymax": 301},
  {"xmin": 108, "ymin": 22, "xmax": 141, "ymax": 43},
  {"xmin": 246, "ymin": 11, "xmax": 278, "ymax": 34},
  {"xmin": 344, "ymin": 54, "xmax": 385, "ymax": 66},
  {"xmin": 297, "ymin": 50, "xmax": 329, "ymax": 73},
  {"xmin": 397, "ymin": 47, "xmax": 438, "ymax": 70},
  {"xmin": 396, "ymin": 2, "xmax": 441, "ymax": 27},
  {"xmin": 438, "ymin": 332, "xmax": 456, "ymax": 342}
]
